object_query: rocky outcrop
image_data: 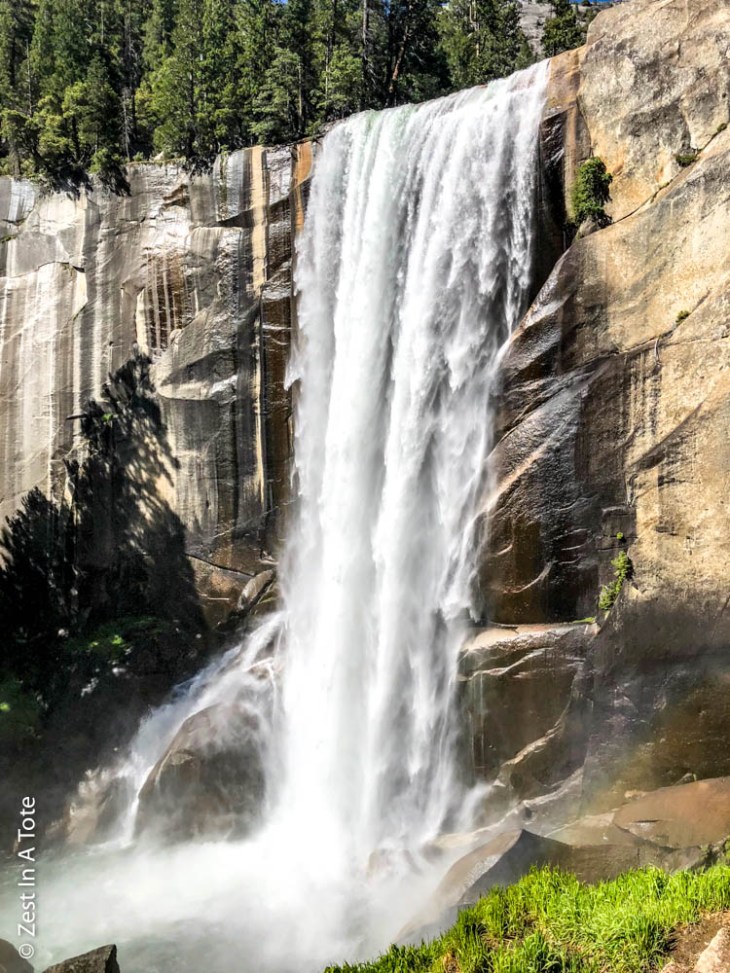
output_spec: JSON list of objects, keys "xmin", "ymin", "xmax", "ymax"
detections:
[
  {"xmin": 408, "ymin": 776, "xmax": 730, "ymax": 942},
  {"xmin": 43, "ymin": 945, "xmax": 119, "ymax": 973},
  {"xmin": 457, "ymin": 623, "xmax": 589, "ymax": 813},
  {"xmin": 0, "ymin": 145, "xmax": 312, "ymax": 626},
  {"xmin": 467, "ymin": 0, "xmax": 730, "ymax": 822},
  {"xmin": 134, "ymin": 703, "xmax": 266, "ymax": 841},
  {"xmin": 667, "ymin": 926, "xmax": 730, "ymax": 973}
]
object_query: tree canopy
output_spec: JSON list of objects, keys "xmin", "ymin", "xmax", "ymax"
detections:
[{"xmin": 0, "ymin": 0, "xmax": 545, "ymax": 186}]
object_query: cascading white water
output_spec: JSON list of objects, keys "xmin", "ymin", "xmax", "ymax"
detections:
[
  {"xmin": 0, "ymin": 64, "xmax": 548, "ymax": 973},
  {"xmin": 276, "ymin": 61, "xmax": 548, "ymax": 870}
]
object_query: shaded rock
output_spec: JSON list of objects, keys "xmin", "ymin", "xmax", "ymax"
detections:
[
  {"xmin": 43, "ymin": 946, "xmax": 119, "ymax": 973},
  {"xmin": 445, "ymin": 828, "xmax": 674, "ymax": 909},
  {"xmin": 135, "ymin": 703, "xmax": 265, "ymax": 841},
  {"xmin": 0, "ymin": 939, "xmax": 33, "ymax": 973},
  {"xmin": 458, "ymin": 623, "xmax": 587, "ymax": 808},
  {"xmin": 404, "ymin": 823, "xmax": 683, "ymax": 942},
  {"xmin": 442, "ymin": 830, "xmax": 564, "ymax": 906},
  {"xmin": 237, "ymin": 569, "xmax": 277, "ymax": 615},
  {"xmin": 400, "ymin": 830, "xmax": 555, "ymax": 940},
  {"xmin": 414, "ymin": 776, "xmax": 730, "ymax": 938},
  {"xmin": 50, "ymin": 774, "xmax": 134, "ymax": 847}
]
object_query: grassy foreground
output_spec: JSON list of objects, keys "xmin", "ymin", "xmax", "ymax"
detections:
[{"xmin": 327, "ymin": 865, "xmax": 730, "ymax": 973}]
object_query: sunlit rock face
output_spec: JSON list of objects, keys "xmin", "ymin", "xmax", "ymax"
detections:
[
  {"xmin": 0, "ymin": 146, "xmax": 312, "ymax": 624},
  {"xmin": 471, "ymin": 0, "xmax": 730, "ymax": 819}
]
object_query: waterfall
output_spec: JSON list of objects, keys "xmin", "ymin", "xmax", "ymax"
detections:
[
  {"xmin": 278, "ymin": 62, "xmax": 548, "ymax": 865},
  {"xmin": 3, "ymin": 63, "xmax": 549, "ymax": 973}
]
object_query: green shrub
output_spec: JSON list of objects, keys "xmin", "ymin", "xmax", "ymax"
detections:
[
  {"xmin": 675, "ymin": 151, "xmax": 698, "ymax": 167},
  {"xmin": 64, "ymin": 615, "xmax": 169, "ymax": 665},
  {"xmin": 570, "ymin": 157, "xmax": 613, "ymax": 228},
  {"xmin": 542, "ymin": 0, "xmax": 587, "ymax": 58},
  {"xmin": 599, "ymin": 549, "xmax": 632, "ymax": 612},
  {"xmin": 676, "ymin": 309, "xmax": 690, "ymax": 324}
]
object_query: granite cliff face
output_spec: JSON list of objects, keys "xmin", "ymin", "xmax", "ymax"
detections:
[
  {"xmin": 1, "ymin": 0, "xmax": 729, "ymax": 839},
  {"xmin": 465, "ymin": 0, "xmax": 730, "ymax": 826},
  {"xmin": 0, "ymin": 145, "xmax": 312, "ymax": 626}
]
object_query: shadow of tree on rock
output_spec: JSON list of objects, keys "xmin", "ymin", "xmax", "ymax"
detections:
[{"xmin": 0, "ymin": 354, "xmax": 213, "ymax": 840}]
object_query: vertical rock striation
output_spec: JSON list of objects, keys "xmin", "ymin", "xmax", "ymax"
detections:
[{"xmin": 0, "ymin": 147, "xmax": 311, "ymax": 624}]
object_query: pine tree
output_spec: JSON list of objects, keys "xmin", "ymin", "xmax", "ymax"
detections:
[
  {"xmin": 0, "ymin": 0, "xmax": 34, "ymax": 172},
  {"xmin": 145, "ymin": 0, "xmax": 205, "ymax": 161},
  {"xmin": 142, "ymin": 0, "xmax": 178, "ymax": 68},
  {"xmin": 200, "ymin": 0, "xmax": 242, "ymax": 153},
  {"xmin": 380, "ymin": 0, "xmax": 448, "ymax": 105},
  {"xmin": 541, "ymin": 0, "xmax": 584, "ymax": 57},
  {"xmin": 310, "ymin": 0, "xmax": 362, "ymax": 124},
  {"xmin": 234, "ymin": 0, "xmax": 275, "ymax": 140},
  {"xmin": 0, "ymin": 0, "xmax": 33, "ymax": 105},
  {"xmin": 112, "ymin": 0, "xmax": 149, "ymax": 159},
  {"xmin": 440, "ymin": 0, "xmax": 530, "ymax": 90},
  {"xmin": 62, "ymin": 55, "xmax": 124, "ymax": 178}
]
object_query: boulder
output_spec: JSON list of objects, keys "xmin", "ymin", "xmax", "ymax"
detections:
[
  {"xmin": 402, "ymin": 824, "xmax": 677, "ymax": 942},
  {"xmin": 51, "ymin": 775, "xmax": 134, "ymax": 848},
  {"xmin": 43, "ymin": 946, "xmax": 119, "ymax": 973},
  {"xmin": 409, "ymin": 774, "xmax": 730, "ymax": 940},
  {"xmin": 458, "ymin": 623, "xmax": 588, "ymax": 807},
  {"xmin": 0, "ymin": 940, "xmax": 33, "ymax": 973},
  {"xmin": 135, "ymin": 703, "xmax": 265, "ymax": 841},
  {"xmin": 440, "ymin": 828, "xmax": 668, "ymax": 910}
]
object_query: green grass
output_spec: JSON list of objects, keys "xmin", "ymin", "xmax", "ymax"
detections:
[{"xmin": 325, "ymin": 865, "xmax": 730, "ymax": 973}]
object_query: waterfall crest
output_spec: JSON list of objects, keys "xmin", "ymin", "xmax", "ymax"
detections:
[{"xmin": 7, "ymin": 64, "xmax": 549, "ymax": 973}]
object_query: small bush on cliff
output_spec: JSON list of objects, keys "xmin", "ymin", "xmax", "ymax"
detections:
[
  {"xmin": 599, "ymin": 548, "xmax": 632, "ymax": 612},
  {"xmin": 0, "ymin": 678, "xmax": 41, "ymax": 745},
  {"xmin": 675, "ymin": 150, "xmax": 699, "ymax": 167},
  {"xmin": 570, "ymin": 157, "xmax": 613, "ymax": 228}
]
